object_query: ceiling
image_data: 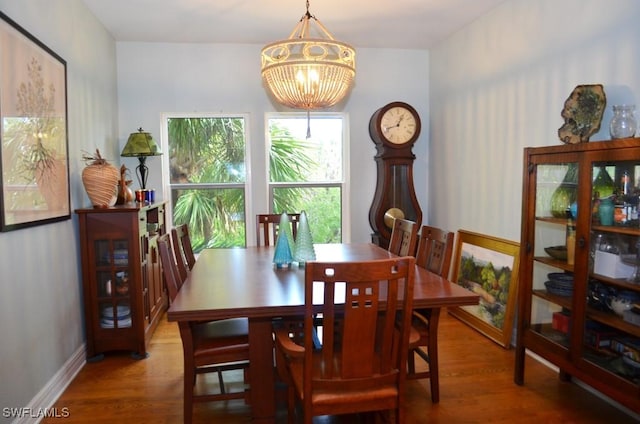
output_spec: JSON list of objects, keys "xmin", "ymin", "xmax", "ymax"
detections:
[{"xmin": 81, "ymin": 0, "xmax": 507, "ymax": 49}]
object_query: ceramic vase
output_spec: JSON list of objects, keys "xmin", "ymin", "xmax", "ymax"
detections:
[
  {"xmin": 598, "ymin": 198, "xmax": 614, "ymax": 226},
  {"xmin": 82, "ymin": 150, "xmax": 119, "ymax": 208}
]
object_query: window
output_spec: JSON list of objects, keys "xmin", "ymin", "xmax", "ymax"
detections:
[
  {"xmin": 267, "ymin": 114, "xmax": 347, "ymax": 243},
  {"xmin": 162, "ymin": 112, "xmax": 349, "ymax": 249},
  {"xmin": 163, "ymin": 115, "xmax": 248, "ymax": 250}
]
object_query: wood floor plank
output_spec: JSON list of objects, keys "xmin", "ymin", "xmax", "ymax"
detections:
[{"xmin": 44, "ymin": 310, "xmax": 638, "ymax": 423}]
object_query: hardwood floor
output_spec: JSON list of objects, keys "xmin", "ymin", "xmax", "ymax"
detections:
[{"xmin": 45, "ymin": 310, "xmax": 638, "ymax": 423}]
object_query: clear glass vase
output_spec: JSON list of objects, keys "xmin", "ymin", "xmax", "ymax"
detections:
[{"xmin": 609, "ymin": 104, "xmax": 637, "ymax": 139}]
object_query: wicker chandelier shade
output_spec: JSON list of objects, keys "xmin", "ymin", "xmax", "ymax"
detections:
[{"xmin": 261, "ymin": 0, "xmax": 355, "ymax": 111}]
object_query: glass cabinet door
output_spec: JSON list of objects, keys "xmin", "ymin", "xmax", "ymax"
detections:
[
  {"xmin": 94, "ymin": 239, "xmax": 132, "ymax": 330},
  {"xmin": 582, "ymin": 157, "xmax": 640, "ymax": 384},
  {"xmin": 529, "ymin": 160, "xmax": 578, "ymax": 352}
]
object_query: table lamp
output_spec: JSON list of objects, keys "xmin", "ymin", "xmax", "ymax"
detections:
[{"xmin": 121, "ymin": 128, "xmax": 162, "ymax": 190}]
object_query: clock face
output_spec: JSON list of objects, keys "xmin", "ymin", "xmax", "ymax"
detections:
[{"xmin": 379, "ymin": 106, "xmax": 418, "ymax": 145}]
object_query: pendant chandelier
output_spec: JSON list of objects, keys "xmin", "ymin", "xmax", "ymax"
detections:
[{"xmin": 261, "ymin": 0, "xmax": 356, "ymax": 112}]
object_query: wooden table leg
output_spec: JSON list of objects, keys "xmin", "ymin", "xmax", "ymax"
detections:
[{"xmin": 249, "ymin": 317, "xmax": 276, "ymax": 423}]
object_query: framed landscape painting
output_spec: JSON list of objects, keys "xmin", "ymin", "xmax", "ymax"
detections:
[
  {"xmin": 449, "ymin": 230, "xmax": 520, "ymax": 348},
  {"xmin": 0, "ymin": 12, "xmax": 70, "ymax": 231}
]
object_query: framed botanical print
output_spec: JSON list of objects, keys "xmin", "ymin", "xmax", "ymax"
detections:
[
  {"xmin": 449, "ymin": 230, "xmax": 521, "ymax": 348},
  {"xmin": 0, "ymin": 11, "xmax": 70, "ymax": 231}
]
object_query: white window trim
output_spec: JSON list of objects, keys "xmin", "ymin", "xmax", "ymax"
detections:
[
  {"xmin": 159, "ymin": 112, "xmax": 253, "ymax": 235},
  {"xmin": 264, "ymin": 112, "xmax": 351, "ymax": 243}
]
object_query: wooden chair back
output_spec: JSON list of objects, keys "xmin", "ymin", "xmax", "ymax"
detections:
[
  {"xmin": 158, "ymin": 233, "xmax": 181, "ymax": 302},
  {"xmin": 275, "ymin": 257, "xmax": 415, "ymax": 422},
  {"xmin": 415, "ymin": 225, "xmax": 454, "ymax": 279},
  {"xmin": 388, "ymin": 218, "xmax": 418, "ymax": 257},
  {"xmin": 255, "ymin": 213, "xmax": 300, "ymax": 246},
  {"xmin": 172, "ymin": 224, "xmax": 196, "ymax": 274},
  {"xmin": 407, "ymin": 225, "xmax": 455, "ymax": 403}
]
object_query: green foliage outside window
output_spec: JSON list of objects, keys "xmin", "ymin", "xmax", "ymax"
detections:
[{"xmin": 167, "ymin": 116, "xmax": 342, "ymax": 249}]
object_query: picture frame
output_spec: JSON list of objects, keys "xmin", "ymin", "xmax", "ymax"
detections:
[
  {"xmin": 0, "ymin": 12, "xmax": 70, "ymax": 231},
  {"xmin": 448, "ymin": 230, "xmax": 521, "ymax": 348}
]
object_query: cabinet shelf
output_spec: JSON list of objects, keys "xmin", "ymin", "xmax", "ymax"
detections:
[
  {"xmin": 532, "ymin": 289, "xmax": 572, "ymax": 308},
  {"xmin": 534, "ymin": 256, "xmax": 573, "ymax": 272},
  {"xmin": 533, "ymin": 289, "xmax": 640, "ymax": 338},
  {"xmin": 531, "ymin": 323, "xmax": 570, "ymax": 348},
  {"xmin": 591, "ymin": 273, "xmax": 640, "ymax": 292},
  {"xmin": 593, "ymin": 224, "xmax": 640, "ymax": 236},
  {"xmin": 587, "ymin": 309, "xmax": 640, "ymax": 338},
  {"xmin": 536, "ymin": 216, "xmax": 569, "ymax": 225}
]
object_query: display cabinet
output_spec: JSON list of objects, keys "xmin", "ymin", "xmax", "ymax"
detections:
[
  {"xmin": 515, "ymin": 138, "xmax": 640, "ymax": 413},
  {"xmin": 76, "ymin": 202, "xmax": 167, "ymax": 360}
]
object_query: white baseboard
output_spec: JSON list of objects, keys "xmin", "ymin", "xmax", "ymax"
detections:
[{"xmin": 11, "ymin": 344, "xmax": 86, "ymax": 424}]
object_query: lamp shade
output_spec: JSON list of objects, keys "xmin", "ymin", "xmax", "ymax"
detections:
[
  {"xmin": 261, "ymin": 1, "xmax": 355, "ymax": 111},
  {"xmin": 121, "ymin": 128, "xmax": 162, "ymax": 157}
]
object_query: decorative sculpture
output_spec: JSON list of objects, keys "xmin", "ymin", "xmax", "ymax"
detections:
[
  {"xmin": 558, "ymin": 84, "xmax": 606, "ymax": 144},
  {"xmin": 294, "ymin": 211, "xmax": 316, "ymax": 266},
  {"xmin": 273, "ymin": 212, "xmax": 294, "ymax": 268}
]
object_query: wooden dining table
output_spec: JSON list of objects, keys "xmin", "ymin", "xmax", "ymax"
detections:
[{"xmin": 167, "ymin": 243, "xmax": 479, "ymax": 423}]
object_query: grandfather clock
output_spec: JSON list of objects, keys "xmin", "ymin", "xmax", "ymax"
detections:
[{"xmin": 368, "ymin": 102, "xmax": 423, "ymax": 248}]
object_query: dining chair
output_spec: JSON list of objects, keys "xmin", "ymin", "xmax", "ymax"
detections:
[
  {"xmin": 170, "ymin": 226, "xmax": 188, "ymax": 286},
  {"xmin": 157, "ymin": 233, "xmax": 250, "ymax": 424},
  {"xmin": 407, "ymin": 225, "xmax": 455, "ymax": 403},
  {"xmin": 172, "ymin": 224, "xmax": 196, "ymax": 283},
  {"xmin": 388, "ymin": 218, "xmax": 418, "ymax": 257},
  {"xmin": 274, "ymin": 256, "xmax": 416, "ymax": 424},
  {"xmin": 255, "ymin": 213, "xmax": 300, "ymax": 246}
]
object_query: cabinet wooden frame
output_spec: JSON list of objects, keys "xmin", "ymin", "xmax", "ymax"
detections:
[
  {"xmin": 76, "ymin": 202, "xmax": 167, "ymax": 360},
  {"xmin": 448, "ymin": 230, "xmax": 521, "ymax": 348},
  {"xmin": 515, "ymin": 138, "xmax": 640, "ymax": 414}
]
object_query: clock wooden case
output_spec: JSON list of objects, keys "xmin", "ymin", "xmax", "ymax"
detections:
[{"xmin": 368, "ymin": 101, "xmax": 423, "ymax": 248}]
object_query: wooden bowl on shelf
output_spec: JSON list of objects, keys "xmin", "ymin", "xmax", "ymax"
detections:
[{"xmin": 545, "ymin": 246, "xmax": 567, "ymax": 261}]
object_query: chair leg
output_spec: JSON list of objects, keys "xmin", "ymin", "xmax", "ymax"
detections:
[
  {"xmin": 428, "ymin": 309, "xmax": 441, "ymax": 403},
  {"xmin": 287, "ymin": 385, "xmax": 296, "ymax": 424},
  {"xmin": 184, "ymin": 365, "xmax": 194, "ymax": 424},
  {"xmin": 429, "ymin": 344, "xmax": 439, "ymax": 403}
]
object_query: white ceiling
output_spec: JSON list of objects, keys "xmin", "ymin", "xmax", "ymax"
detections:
[{"xmin": 81, "ymin": 0, "xmax": 507, "ymax": 49}]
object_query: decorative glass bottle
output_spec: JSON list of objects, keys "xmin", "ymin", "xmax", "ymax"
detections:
[
  {"xmin": 592, "ymin": 166, "xmax": 615, "ymax": 200},
  {"xmin": 609, "ymin": 104, "xmax": 637, "ymax": 139},
  {"xmin": 294, "ymin": 211, "xmax": 316, "ymax": 267},
  {"xmin": 550, "ymin": 164, "xmax": 578, "ymax": 218},
  {"xmin": 273, "ymin": 213, "xmax": 293, "ymax": 268}
]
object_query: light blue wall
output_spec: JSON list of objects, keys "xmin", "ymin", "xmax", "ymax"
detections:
[
  {"xmin": 0, "ymin": 0, "xmax": 117, "ymax": 420},
  {"xmin": 115, "ymin": 44, "xmax": 430, "ymax": 244},
  {"xmin": 430, "ymin": 0, "xmax": 640, "ymax": 242}
]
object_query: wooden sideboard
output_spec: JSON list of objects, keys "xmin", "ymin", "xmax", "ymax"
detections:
[{"xmin": 76, "ymin": 202, "xmax": 167, "ymax": 360}]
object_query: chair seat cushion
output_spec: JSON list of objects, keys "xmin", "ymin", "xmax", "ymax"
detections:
[
  {"xmin": 287, "ymin": 352, "xmax": 400, "ymax": 411},
  {"xmin": 194, "ymin": 317, "xmax": 248, "ymax": 338},
  {"xmin": 192, "ymin": 318, "xmax": 249, "ymax": 361}
]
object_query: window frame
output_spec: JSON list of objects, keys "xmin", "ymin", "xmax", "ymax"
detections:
[
  {"xmin": 160, "ymin": 112, "xmax": 252, "ymax": 247},
  {"xmin": 264, "ymin": 112, "xmax": 351, "ymax": 243}
]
